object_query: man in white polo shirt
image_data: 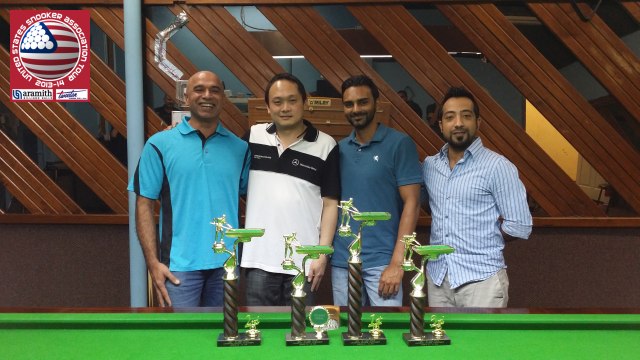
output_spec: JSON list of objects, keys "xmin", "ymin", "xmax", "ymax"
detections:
[{"xmin": 241, "ymin": 73, "xmax": 340, "ymax": 305}]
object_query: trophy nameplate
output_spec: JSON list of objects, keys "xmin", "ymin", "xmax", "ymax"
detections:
[
  {"xmin": 343, "ymin": 314, "xmax": 386, "ymax": 346},
  {"xmin": 403, "ymin": 333, "xmax": 452, "ymax": 346}
]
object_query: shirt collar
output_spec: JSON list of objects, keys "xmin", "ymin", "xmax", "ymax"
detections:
[
  {"xmin": 178, "ymin": 116, "xmax": 229, "ymax": 136},
  {"xmin": 438, "ymin": 137, "xmax": 483, "ymax": 160},
  {"xmin": 347, "ymin": 122, "xmax": 388, "ymax": 146},
  {"xmin": 266, "ymin": 119, "xmax": 319, "ymax": 142}
]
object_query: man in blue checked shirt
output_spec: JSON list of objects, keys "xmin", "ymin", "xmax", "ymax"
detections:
[{"xmin": 422, "ymin": 87, "xmax": 532, "ymax": 307}]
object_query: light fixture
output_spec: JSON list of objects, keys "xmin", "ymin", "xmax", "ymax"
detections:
[{"xmin": 272, "ymin": 52, "xmax": 483, "ymax": 59}]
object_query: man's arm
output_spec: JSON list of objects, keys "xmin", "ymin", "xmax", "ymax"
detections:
[
  {"xmin": 136, "ymin": 196, "xmax": 179, "ymax": 306},
  {"xmin": 308, "ymin": 196, "xmax": 339, "ymax": 291},
  {"xmin": 378, "ymin": 183, "xmax": 421, "ymax": 298},
  {"xmin": 493, "ymin": 160, "xmax": 533, "ymax": 241}
]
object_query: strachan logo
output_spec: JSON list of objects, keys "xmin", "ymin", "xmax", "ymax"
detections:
[
  {"xmin": 55, "ymin": 89, "xmax": 88, "ymax": 100},
  {"xmin": 10, "ymin": 10, "xmax": 90, "ymax": 102}
]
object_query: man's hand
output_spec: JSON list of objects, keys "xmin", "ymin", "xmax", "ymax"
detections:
[
  {"xmin": 307, "ymin": 255, "xmax": 328, "ymax": 292},
  {"xmin": 148, "ymin": 261, "xmax": 180, "ymax": 307},
  {"xmin": 378, "ymin": 263, "xmax": 403, "ymax": 299}
]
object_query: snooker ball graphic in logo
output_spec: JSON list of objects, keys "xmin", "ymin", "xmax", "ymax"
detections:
[{"xmin": 18, "ymin": 20, "xmax": 80, "ymax": 81}]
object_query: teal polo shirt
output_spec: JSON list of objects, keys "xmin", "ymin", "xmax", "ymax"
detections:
[
  {"xmin": 332, "ymin": 123, "xmax": 422, "ymax": 269},
  {"xmin": 129, "ymin": 118, "xmax": 250, "ymax": 271}
]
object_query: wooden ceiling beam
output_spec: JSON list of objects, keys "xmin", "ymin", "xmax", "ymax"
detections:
[{"xmin": 528, "ymin": 3, "xmax": 640, "ymax": 125}]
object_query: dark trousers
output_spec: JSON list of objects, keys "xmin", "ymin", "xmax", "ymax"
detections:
[{"xmin": 245, "ymin": 268, "xmax": 314, "ymax": 306}]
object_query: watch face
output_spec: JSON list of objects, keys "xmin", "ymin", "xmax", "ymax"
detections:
[{"xmin": 308, "ymin": 306, "xmax": 330, "ymax": 327}]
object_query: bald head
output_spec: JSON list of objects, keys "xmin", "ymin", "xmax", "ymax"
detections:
[{"xmin": 185, "ymin": 71, "xmax": 224, "ymax": 124}]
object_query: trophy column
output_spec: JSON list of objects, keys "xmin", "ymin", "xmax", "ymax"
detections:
[
  {"xmin": 346, "ymin": 260, "xmax": 363, "ymax": 339},
  {"xmin": 283, "ymin": 241, "xmax": 334, "ymax": 346},
  {"xmin": 408, "ymin": 293, "xmax": 426, "ymax": 339},
  {"xmin": 290, "ymin": 294, "xmax": 307, "ymax": 339},
  {"xmin": 211, "ymin": 216, "xmax": 265, "ymax": 347},
  {"xmin": 222, "ymin": 278, "xmax": 239, "ymax": 339},
  {"xmin": 401, "ymin": 234, "xmax": 454, "ymax": 346}
]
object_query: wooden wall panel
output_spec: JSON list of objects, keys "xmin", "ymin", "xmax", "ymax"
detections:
[
  {"xmin": 1, "ymin": 2, "xmax": 639, "ymax": 224},
  {"xmin": 528, "ymin": 3, "xmax": 640, "ymax": 124},
  {"xmin": 0, "ymin": 47, "xmax": 128, "ymax": 214},
  {"xmin": 621, "ymin": 2, "xmax": 640, "ymax": 23},
  {"xmin": 348, "ymin": 4, "xmax": 601, "ymax": 217},
  {"xmin": 0, "ymin": 7, "xmax": 130, "ymax": 214},
  {"xmin": 0, "ymin": 131, "xmax": 84, "ymax": 214},
  {"xmin": 438, "ymin": 4, "xmax": 640, "ymax": 214},
  {"xmin": 91, "ymin": 7, "xmax": 246, "ymax": 135},
  {"xmin": 258, "ymin": 5, "xmax": 441, "ymax": 159},
  {"xmin": 171, "ymin": 5, "xmax": 284, "ymax": 99},
  {"xmin": 90, "ymin": 49, "xmax": 164, "ymax": 138}
]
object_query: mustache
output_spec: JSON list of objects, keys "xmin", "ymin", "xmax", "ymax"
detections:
[{"xmin": 349, "ymin": 111, "xmax": 369, "ymax": 118}]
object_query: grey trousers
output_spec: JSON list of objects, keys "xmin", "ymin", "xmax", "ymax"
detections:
[{"xmin": 426, "ymin": 268, "xmax": 509, "ymax": 307}]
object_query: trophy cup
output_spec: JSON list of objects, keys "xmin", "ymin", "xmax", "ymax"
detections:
[
  {"xmin": 211, "ymin": 215, "xmax": 265, "ymax": 346},
  {"xmin": 281, "ymin": 236, "xmax": 334, "ymax": 346},
  {"xmin": 401, "ymin": 233, "xmax": 454, "ymax": 346},
  {"xmin": 338, "ymin": 199, "xmax": 391, "ymax": 345}
]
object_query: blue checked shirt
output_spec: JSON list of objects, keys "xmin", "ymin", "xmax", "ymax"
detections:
[{"xmin": 422, "ymin": 138, "xmax": 532, "ymax": 289}]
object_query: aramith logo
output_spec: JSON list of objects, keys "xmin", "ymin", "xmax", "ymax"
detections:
[
  {"xmin": 12, "ymin": 89, "xmax": 53, "ymax": 101},
  {"xmin": 10, "ymin": 10, "xmax": 90, "ymax": 102}
]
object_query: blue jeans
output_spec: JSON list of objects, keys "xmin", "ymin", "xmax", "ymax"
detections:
[
  {"xmin": 332, "ymin": 265, "xmax": 402, "ymax": 306},
  {"xmin": 165, "ymin": 269, "xmax": 226, "ymax": 307},
  {"xmin": 245, "ymin": 268, "xmax": 314, "ymax": 306}
]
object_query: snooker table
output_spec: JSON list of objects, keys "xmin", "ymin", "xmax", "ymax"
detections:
[{"xmin": 1, "ymin": 307, "xmax": 638, "ymax": 360}]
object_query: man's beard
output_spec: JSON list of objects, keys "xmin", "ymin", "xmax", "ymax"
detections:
[
  {"xmin": 348, "ymin": 110, "xmax": 375, "ymax": 130},
  {"xmin": 446, "ymin": 131, "xmax": 475, "ymax": 151}
]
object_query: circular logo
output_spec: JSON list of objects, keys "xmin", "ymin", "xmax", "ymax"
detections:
[
  {"xmin": 308, "ymin": 306, "xmax": 330, "ymax": 327},
  {"xmin": 292, "ymin": 159, "xmax": 300, "ymax": 166},
  {"xmin": 18, "ymin": 20, "xmax": 81, "ymax": 81}
]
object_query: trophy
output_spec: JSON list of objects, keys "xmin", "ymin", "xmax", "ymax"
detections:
[
  {"xmin": 401, "ymin": 233, "xmax": 454, "ymax": 346},
  {"xmin": 338, "ymin": 198, "xmax": 391, "ymax": 345},
  {"xmin": 211, "ymin": 215, "xmax": 265, "ymax": 346},
  {"xmin": 281, "ymin": 236, "xmax": 334, "ymax": 346}
]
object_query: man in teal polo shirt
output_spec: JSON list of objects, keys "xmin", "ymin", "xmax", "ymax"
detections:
[
  {"xmin": 129, "ymin": 71, "xmax": 250, "ymax": 307},
  {"xmin": 331, "ymin": 75, "xmax": 422, "ymax": 306}
]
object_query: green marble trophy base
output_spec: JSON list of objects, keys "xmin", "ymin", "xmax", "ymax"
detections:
[
  {"xmin": 285, "ymin": 332, "xmax": 330, "ymax": 346},
  {"xmin": 342, "ymin": 332, "xmax": 387, "ymax": 345},
  {"xmin": 402, "ymin": 332, "xmax": 451, "ymax": 346},
  {"xmin": 217, "ymin": 333, "xmax": 261, "ymax": 347}
]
